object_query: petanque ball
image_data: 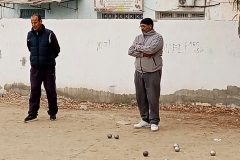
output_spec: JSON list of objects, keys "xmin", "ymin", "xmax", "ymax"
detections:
[
  {"xmin": 107, "ymin": 134, "xmax": 112, "ymax": 139},
  {"xmin": 173, "ymin": 143, "xmax": 179, "ymax": 148},
  {"xmin": 210, "ymin": 150, "xmax": 216, "ymax": 156},
  {"xmin": 174, "ymin": 146, "xmax": 180, "ymax": 152},
  {"xmin": 143, "ymin": 151, "xmax": 148, "ymax": 157},
  {"xmin": 114, "ymin": 134, "xmax": 119, "ymax": 139}
]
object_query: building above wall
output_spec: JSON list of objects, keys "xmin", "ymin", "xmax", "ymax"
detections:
[
  {"xmin": 0, "ymin": 0, "xmax": 79, "ymax": 19},
  {"xmin": 0, "ymin": 0, "xmax": 238, "ymax": 20},
  {"xmin": 94, "ymin": 0, "xmax": 143, "ymax": 19},
  {"xmin": 0, "ymin": 0, "xmax": 61, "ymax": 5}
]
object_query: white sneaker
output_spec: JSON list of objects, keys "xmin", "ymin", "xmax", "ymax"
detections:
[
  {"xmin": 134, "ymin": 120, "xmax": 151, "ymax": 128},
  {"xmin": 151, "ymin": 124, "xmax": 158, "ymax": 131}
]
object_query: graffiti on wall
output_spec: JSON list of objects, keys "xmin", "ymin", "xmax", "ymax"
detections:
[
  {"xmin": 87, "ymin": 39, "xmax": 111, "ymax": 51},
  {"xmin": 164, "ymin": 41, "xmax": 204, "ymax": 54},
  {"xmin": 87, "ymin": 37, "xmax": 121, "ymax": 51},
  {"xmin": 20, "ymin": 57, "xmax": 27, "ymax": 66}
]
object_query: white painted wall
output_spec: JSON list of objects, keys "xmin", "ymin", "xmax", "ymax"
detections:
[{"xmin": 0, "ymin": 19, "xmax": 240, "ymax": 95}]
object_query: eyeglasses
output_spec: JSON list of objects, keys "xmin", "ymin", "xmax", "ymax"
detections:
[{"xmin": 139, "ymin": 25, "xmax": 149, "ymax": 28}]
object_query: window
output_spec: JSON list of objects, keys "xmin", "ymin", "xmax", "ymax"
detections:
[
  {"xmin": 161, "ymin": 12, "xmax": 173, "ymax": 19},
  {"xmin": 20, "ymin": 9, "xmax": 45, "ymax": 19},
  {"xmin": 191, "ymin": 13, "xmax": 205, "ymax": 18},
  {"xmin": 176, "ymin": 13, "xmax": 189, "ymax": 18},
  {"xmin": 157, "ymin": 11, "xmax": 205, "ymax": 20},
  {"xmin": 102, "ymin": 13, "xmax": 143, "ymax": 19}
]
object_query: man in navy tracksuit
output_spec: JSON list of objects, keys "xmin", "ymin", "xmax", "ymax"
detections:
[{"xmin": 24, "ymin": 14, "xmax": 60, "ymax": 122}]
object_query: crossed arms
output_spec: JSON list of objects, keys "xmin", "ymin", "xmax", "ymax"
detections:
[{"xmin": 128, "ymin": 35, "xmax": 163, "ymax": 58}]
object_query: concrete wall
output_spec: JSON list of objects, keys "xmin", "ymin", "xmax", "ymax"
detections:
[{"xmin": 1, "ymin": 19, "xmax": 240, "ymax": 105}]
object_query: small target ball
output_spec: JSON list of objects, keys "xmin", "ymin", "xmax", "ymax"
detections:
[
  {"xmin": 174, "ymin": 146, "xmax": 180, "ymax": 152},
  {"xmin": 210, "ymin": 150, "xmax": 216, "ymax": 156},
  {"xmin": 143, "ymin": 151, "xmax": 148, "ymax": 157},
  {"xmin": 107, "ymin": 134, "xmax": 112, "ymax": 139},
  {"xmin": 114, "ymin": 134, "xmax": 119, "ymax": 139}
]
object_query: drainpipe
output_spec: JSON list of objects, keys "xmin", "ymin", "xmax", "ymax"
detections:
[
  {"xmin": 205, "ymin": 0, "xmax": 211, "ymax": 20},
  {"xmin": 204, "ymin": 0, "xmax": 206, "ymax": 20},
  {"xmin": 0, "ymin": 6, "xmax": 2, "ymax": 18},
  {"xmin": 238, "ymin": 15, "xmax": 240, "ymax": 38},
  {"xmin": 76, "ymin": 0, "xmax": 78, "ymax": 19}
]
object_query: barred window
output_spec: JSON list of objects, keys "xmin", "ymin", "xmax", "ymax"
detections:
[
  {"xmin": 176, "ymin": 13, "xmax": 189, "ymax": 18},
  {"xmin": 158, "ymin": 11, "xmax": 204, "ymax": 20},
  {"xmin": 102, "ymin": 13, "xmax": 143, "ymax": 19},
  {"xmin": 191, "ymin": 13, "xmax": 205, "ymax": 18},
  {"xmin": 20, "ymin": 9, "xmax": 45, "ymax": 19},
  {"xmin": 160, "ymin": 12, "xmax": 173, "ymax": 18}
]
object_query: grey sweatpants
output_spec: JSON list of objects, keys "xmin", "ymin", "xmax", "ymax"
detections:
[{"xmin": 134, "ymin": 70, "xmax": 162, "ymax": 125}]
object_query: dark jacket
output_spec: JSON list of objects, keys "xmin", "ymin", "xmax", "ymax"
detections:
[{"xmin": 27, "ymin": 24, "xmax": 60, "ymax": 69}]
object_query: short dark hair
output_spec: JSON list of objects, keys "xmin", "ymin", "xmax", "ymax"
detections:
[
  {"xmin": 140, "ymin": 18, "xmax": 154, "ymax": 27},
  {"xmin": 31, "ymin": 14, "xmax": 42, "ymax": 21}
]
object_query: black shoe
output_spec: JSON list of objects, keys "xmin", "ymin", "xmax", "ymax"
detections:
[
  {"xmin": 50, "ymin": 115, "xmax": 56, "ymax": 121},
  {"xmin": 24, "ymin": 115, "xmax": 37, "ymax": 122}
]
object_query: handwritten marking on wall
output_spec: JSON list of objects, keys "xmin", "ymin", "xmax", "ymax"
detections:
[
  {"xmin": 87, "ymin": 39, "xmax": 111, "ymax": 51},
  {"xmin": 164, "ymin": 41, "xmax": 204, "ymax": 54},
  {"xmin": 86, "ymin": 37, "xmax": 121, "ymax": 51},
  {"xmin": 97, "ymin": 40, "xmax": 111, "ymax": 51},
  {"xmin": 20, "ymin": 57, "xmax": 27, "ymax": 66}
]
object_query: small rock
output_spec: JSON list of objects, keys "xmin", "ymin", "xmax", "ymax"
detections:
[
  {"xmin": 21, "ymin": 96, "xmax": 29, "ymax": 100},
  {"xmin": 116, "ymin": 120, "xmax": 130, "ymax": 125},
  {"xmin": 79, "ymin": 105, "xmax": 88, "ymax": 110}
]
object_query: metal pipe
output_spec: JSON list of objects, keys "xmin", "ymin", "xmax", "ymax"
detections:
[
  {"xmin": 0, "ymin": 6, "xmax": 2, "ymax": 18},
  {"xmin": 204, "ymin": 0, "xmax": 207, "ymax": 19},
  {"xmin": 76, "ymin": 0, "xmax": 78, "ymax": 19}
]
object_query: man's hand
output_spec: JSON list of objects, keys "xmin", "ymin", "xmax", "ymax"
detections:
[
  {"xmin": 134, "ymin": 43, "xmax": 151, "ymax": 57},
  {"xmin": 135, "ymin": 42, "xmax": 142, "ymax": 47}
]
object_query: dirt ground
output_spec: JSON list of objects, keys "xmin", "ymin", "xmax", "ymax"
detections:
[{"xmin": 0, "ymin": 93, "xmax": 240, "ymax": 160}]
